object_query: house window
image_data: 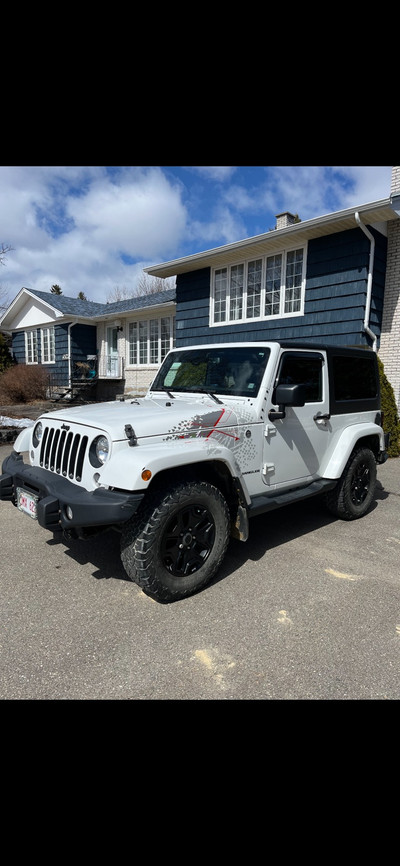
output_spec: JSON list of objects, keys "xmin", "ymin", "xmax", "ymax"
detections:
[
  {"xmin": 41, "ymin": 326, "xmax": 55, "ymax": 363},
  {"xmin": 128, "ymin": 316, "xmax": 175, "ymax": 365},
  {"xmin": 25, "ymin": 330, "xmax": 38, "ymax": 364},
  {"xmin": 211, "ymin": 246, "xmax": 306, "ymax": 325}
]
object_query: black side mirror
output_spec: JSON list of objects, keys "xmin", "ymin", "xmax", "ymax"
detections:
[{"xmin": 268, "ymin": 383, "xmax": 307, "ymax": 420}]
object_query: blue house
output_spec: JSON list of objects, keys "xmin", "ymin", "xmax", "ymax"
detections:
[
  {"xmin": 145, "ymin": 167, "xmax": 400, "ymax": 407},
  {"xmin": 2, "ymin": 166, "xmax": 400, "ymax": 406},
  {"xmin": 0, "ymin": 288, "xmax": 176, "ymax": 399}
]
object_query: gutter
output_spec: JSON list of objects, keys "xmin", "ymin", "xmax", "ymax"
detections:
[
  {"xmin": 355, "ymin": 212, "xmax": 377, "ymax": 352},
  {"xmin": 145, "ymin": 198, "xmax": 392, "ymax": 278}
]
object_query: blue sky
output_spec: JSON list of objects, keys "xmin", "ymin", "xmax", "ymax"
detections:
[{"xmin": 0, "ymin": 165, "xmax": 393, "ymax": 306}]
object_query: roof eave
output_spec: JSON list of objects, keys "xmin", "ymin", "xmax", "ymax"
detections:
[
  {"xmin": 144, "ymin": 197, "xmax": 396, "ymax": 278},
  {"xmin": 91, "ymin": 298, "xmax": 176, "ymax": 322}
]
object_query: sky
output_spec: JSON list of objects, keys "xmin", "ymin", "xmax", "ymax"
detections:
[{"xmin": 0, "ymin": 165, "xmax": 393, "ymax": 308}]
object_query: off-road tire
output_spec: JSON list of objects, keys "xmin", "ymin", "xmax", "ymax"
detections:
[
  {"xmin": 324, "ymin": 447, "xmax": 377, "ymax": 520},
  {"xmin": 120, "ymin": 480, "xmax": 230, "ymax": 602}
]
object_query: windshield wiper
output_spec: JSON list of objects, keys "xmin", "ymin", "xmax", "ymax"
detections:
[
  {"xmin": 154, "ymin": 386, "xmax": 175, "ymax": 398},
  {"xmin": 191, "ymin": 389, "xmax": 223, "ymax": 404}
]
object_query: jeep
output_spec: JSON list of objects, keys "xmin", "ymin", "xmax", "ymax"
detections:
[{"xmin": 0, "ymin": 342, "xmax": 388, "ymax": 602}]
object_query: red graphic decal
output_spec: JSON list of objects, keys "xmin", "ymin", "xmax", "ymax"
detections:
[{"xmin": 206, "ymin": 409, "xmax": 240, "ymax": 442}]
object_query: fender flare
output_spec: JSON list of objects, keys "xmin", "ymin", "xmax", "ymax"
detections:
[
  {"xmin": 13, "ymin": 426, "xmax": 34, "ymax": 453},
  {"xmin": 320, "ymin": 422, "xmax": 384, "ymax": 479}
]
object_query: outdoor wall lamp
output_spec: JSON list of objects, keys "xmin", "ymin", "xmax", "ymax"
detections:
[{"xmin": 116, "ymin": 326, "xmax": 123, "ymax": 332}]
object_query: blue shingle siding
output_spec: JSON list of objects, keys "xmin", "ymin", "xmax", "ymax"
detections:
[
  {"xmin": 55, "ymin": 324, "xmax": 71, "ymax": 386},
  {"xmin": 11, "ymin": 330, "xmax": 27, "ymax": 363},
  {"xmin": 69, "ymin": 323, "xmax": 97, "ymax": 361},
  {"xmin": 175, "ymin": 226, "xmax": 387, "ymax": 349},
  {"xmin": 10, "ymin": 323, "xmax": 96, "ymax": 386}
]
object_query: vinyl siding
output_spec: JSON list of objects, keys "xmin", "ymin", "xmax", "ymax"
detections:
[
  {"xmin": 11, "ymin": 323, "xmax": 97, "ymax": 386},
  {"xmin": 175, "ymin": 226, "xmax": 387, "ymax": 348}
]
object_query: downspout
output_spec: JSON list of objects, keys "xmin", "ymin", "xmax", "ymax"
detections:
[
  {"xmin": 355, "ymin": 212, "xmax": 377, "ymax": 351},
  {"xmin": 67, "ymin": 322, "xmax": 76, "ymax": 388}
]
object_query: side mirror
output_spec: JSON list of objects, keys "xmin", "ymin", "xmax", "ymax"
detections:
[
  {"xmin": 275, "ymin": 383, "xmax": 306, "ymax": 407},
  {"xmin": 268, "ymin": 383, "xmax": 307, "ymax": 420}
]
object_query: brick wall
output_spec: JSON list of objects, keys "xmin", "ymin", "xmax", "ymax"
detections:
[
  {"xmin": 391, "ymin": 166, "xmax": 400, "ymax": 195},
  {"xmin": 124, "ymin": 367, "xmax": 157, "ymax": 395},
  {"xmin": 379, "ymin": 167, "xmax": 400, "ymax": 408}
]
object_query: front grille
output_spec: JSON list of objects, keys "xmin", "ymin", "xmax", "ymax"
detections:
[{"xmin": 39, "ymin": 427, "xmax": 89, "ymax": 482}]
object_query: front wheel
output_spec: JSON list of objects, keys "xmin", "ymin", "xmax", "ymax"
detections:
[
  {"xmin": 324, "ymin": 447, "xmax": 377, "ymax": 520},
  {"xmin": 120, "ymin": 480, "xmax": 230, "ymax": 602}
]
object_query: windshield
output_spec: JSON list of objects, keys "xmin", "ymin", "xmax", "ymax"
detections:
[{"xmin": 151, "ymin": 346, "xmax": 270, "ymax": 398}]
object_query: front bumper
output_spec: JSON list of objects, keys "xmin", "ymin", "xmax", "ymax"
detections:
[{"xmin": 0, "ymin": 451, "xmax": 144, "ymax": 532}]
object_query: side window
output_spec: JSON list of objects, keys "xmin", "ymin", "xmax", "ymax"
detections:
[
  {"xmin": 332, "ymin": 356, "xmax": 377, "ymax": 401},
  {"xmin": 25, "ymin": 329, "xmax": 38, "ymax": 364},
  {"xmin": 274, "ymin": 353, "xmax": 323, "ymax": 403}
]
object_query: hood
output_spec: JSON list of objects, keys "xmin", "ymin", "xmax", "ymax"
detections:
[{"xmin": 39, "ymin": 394, "xmax": 256, "ymax": 442}]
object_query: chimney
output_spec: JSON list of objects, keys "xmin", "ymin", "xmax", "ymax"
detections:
[{"xmin": 275, "ymin": 211, "xmax": 298, "ymax": 230}]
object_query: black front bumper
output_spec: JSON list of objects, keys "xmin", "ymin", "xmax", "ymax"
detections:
[{"xmin": 0, "ymin": 451, "xmax": 144, "ymax": 532}]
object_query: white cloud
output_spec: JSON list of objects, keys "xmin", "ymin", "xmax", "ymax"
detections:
[
  {"xmin": 66, "ymin": 166, "xmax": 187, "ymax": 258},
  {"xmin": 0, "ymin": 166, "xmax": 188, "ymax": 303},
  {"xmin": 0, "ymin": 165, "xmax": 394, "ymax": 307}
]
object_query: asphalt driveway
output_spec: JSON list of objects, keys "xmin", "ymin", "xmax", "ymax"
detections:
[{"xmin": 1, "ymin": 443, "xmax": 399, "ymax": 701}]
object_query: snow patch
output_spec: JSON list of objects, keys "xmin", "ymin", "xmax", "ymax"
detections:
[{"xmin": 0, "ymin": 416, "xmax": 35, "ymax": 428}]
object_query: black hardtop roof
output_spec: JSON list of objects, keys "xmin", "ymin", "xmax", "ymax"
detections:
[{"xmin": 277, "ymin": 341, "xmax": 375, "ymax": 356}]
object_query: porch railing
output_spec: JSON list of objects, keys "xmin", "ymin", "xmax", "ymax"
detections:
[{"xmin": 97, "ymin": 355, "xmax": 124, "ymax": 379}]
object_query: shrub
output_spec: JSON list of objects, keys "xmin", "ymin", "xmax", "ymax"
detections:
[
  {"xmin": 0, "ymin": 363, "xmax": 49, "ymax": 403},
  {"xmin": 378, "ymin": 356, "xmax": 400, "ymax": 458},
  {"xmin": 0, "ymin": 333, "xmax": 13, "ymax": 374}
]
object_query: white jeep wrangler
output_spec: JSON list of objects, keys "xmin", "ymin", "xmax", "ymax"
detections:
[{"xmin": 0, "ymin": 342, "xmax": 389, "ymax": 602}]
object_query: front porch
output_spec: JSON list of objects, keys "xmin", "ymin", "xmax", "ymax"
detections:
[
  {"xmin": 47, "ymin": 354, "xmax": 125, "ymax": 403},
  {"xmin": 97, "ymin": 355, "xmax": 125, "ymax": 380}
]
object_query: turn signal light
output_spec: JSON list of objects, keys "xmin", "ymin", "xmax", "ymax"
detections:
[{"xmin": 141, "ymin": 469, "xmax": 152, "ymax": 481}]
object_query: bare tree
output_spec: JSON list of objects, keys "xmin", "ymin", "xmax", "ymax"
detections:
[
  {"xmin": 135, "ymin": 273, "xmax": 176, "ymax": 296},
  {"xmin": 0, "ymin": 243, "xmax": 14, "ymax": 313},
  {"xmin": 1, "ymin": 243, "xmax": 13, "ymax": 266},
  {"xmin": 106, "ymin": 286, "xmax": 134, "ymax": 303},
  {"xmin": 106, "ymin": 273, "xmax": 175, "ymax": 303}
]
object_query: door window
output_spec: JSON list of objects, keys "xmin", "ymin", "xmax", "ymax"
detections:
[{"xmin": 273, "ymin": 352, "xmax": 323, "ymax": 403}]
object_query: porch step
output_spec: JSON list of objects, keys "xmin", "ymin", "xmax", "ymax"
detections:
[{"xmin": 50, "ymin": 380, "xmax": 97, "ymax": 403}]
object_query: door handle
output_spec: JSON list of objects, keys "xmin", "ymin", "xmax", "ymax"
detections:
[{"xmin": 313, "ymin": 412, "xmax": 331, "ymax": 422}]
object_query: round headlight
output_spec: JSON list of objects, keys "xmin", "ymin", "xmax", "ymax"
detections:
[
  {"xmin": 89, "ymin": 435, "xmax": 110, "ymax": 467},
  {"xmin": 96, "ymin": 436, "xmax": 109, "ymax": 464},
  {"xmin": 97, "ymin": 435, "xmax": 110, "ymax": 463},
  {"xmin": 33, "ymin": 421, "xmax": 43, "ymax": 448}
]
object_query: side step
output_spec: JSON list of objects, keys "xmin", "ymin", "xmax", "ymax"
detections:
[{"xmin": 249, "ymin": 478, "xmax": 337, "ymax": 517}]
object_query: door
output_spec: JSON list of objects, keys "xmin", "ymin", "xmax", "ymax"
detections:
[
  {"xmin": 106, "ymin": 327, "xmax": 119, "ymax": 377},
  {"xmin": 263, "ymin": 350, "xmax": 332, "ymax": 486}
]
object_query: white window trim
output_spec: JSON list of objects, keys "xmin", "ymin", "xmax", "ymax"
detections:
[
  {"xmin": 126, "ymin": 314, "xmax": 176, "ymax": 368},
  {"xmin": 25, "ymin": 329, "xmax": 38, "ymax": 364},
  {"xmin": 40, "ymin": 326, "xmax": 55, "ymax": 364},
  {"xmin": 210, "ymin": 243, "xmax": 307, "ymax": 327}
]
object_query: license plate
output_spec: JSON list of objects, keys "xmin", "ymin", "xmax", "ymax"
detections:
[{"xmin": 17, "ymin": 487, "xmax": 38, "ymax": 519}]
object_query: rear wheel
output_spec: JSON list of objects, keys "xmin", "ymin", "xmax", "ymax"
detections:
[
  {"xmin": 324, "ymin": 447, "xmax": 377, "ymax": 520},
  {"xmin": 121, "ymin": 480, "xmax": 230, "ymax": 602}
]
